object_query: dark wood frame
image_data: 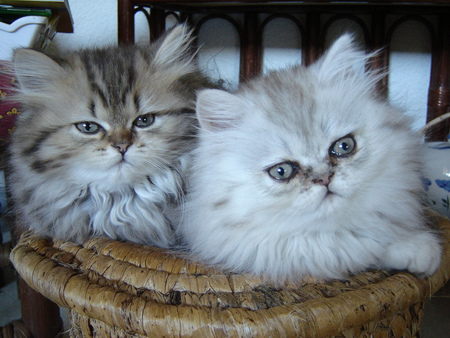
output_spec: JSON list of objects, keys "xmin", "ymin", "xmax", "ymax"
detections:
[
  {"xmin": 16, "ymin": 1, "xmax": 449, "ymax": 337},
  {"xmin": 119, "ymin": 0, "xmax": 450, "ymax": 140}
]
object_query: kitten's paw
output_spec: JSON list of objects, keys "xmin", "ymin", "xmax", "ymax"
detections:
[{"xmin": 382, "ymin": 232, "xmax": 442, "ymax": 276}]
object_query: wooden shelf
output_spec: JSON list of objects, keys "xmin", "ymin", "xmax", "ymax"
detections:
[{"xmin": 118, "ymin": 0, "xmax": 449, "ymax": 141}]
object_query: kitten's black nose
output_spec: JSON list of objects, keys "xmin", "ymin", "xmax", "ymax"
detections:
[
  {"xmin": 113, "ymin": 143, "xmax": 130, "ymax": 155},
  {"xmin": 312, "ymin": 172, "xmax": 334, "ymax": 187}
]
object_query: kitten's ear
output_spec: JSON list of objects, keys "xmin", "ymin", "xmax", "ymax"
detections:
[
  {"xmin": 313, "ymin": 34, "xmax": 370, "ymax": 83},
  {"xmin": 152, "ymin": 24, "xmax": 196, "ymax": 69},
  {"xmin": 13, "ymin": 49, "xmax": 64, "ymax": 92},
  {"xmin": 196, "ymin": 89, "xmax": 244, "ymax": 132}
]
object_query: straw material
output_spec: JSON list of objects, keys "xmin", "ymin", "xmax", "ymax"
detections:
[
  {"xmin": 0, "ymin": 320, "xmax": 31, "ymax": 338},
  {"xmin": 10, "ymin": 213, "xmax": 450, "ymax": 337}
]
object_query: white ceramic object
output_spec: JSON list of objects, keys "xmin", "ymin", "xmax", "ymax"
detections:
[
  {"xmin": 0, "ymin": 15, "xmax": 48, "ymax": 61},
  {"xmin": 423, "ymin": 141, "xmax": 450, "ymax": 217}
]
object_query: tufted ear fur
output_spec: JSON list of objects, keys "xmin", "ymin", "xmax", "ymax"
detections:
[
  {"xmin": 152, "ymin": 24, "xmax": 197, "ymax": 70},
  {"xmin": 196, "ymin": 89, "xmax": 245, "ymax": 132},
  {"xmin": 311, "ymin": 34, "xmax": 384, "ymax": 96},
  {"xmin": 313, "ymin": 34, "xmax": 366, "ymax": 81},
  {"xmin": 13, "ymin": 49, "xmax": 64, "ymax": 93}
]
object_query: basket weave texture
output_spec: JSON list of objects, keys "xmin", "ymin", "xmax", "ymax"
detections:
[{"xmin": 10, "ymin": 214, "xmax": 450, "ymax": 337}]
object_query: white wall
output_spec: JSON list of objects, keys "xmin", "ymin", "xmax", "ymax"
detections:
[
  {"xmin": 50, "ymin": 0, "xmax": 433, "ymax": 130},
  {"xmin": 50, "ymin": 0, "xmax": 118, "ymax": 50}
]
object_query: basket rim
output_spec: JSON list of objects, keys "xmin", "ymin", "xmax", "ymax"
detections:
[{"xmin": 10, "ymin": 214, "xmax": 450, "ymax": 337}]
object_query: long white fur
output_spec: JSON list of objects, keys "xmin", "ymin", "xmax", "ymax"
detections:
[{"xmin": 179, "ymin": 34, "xmax": 442, "ymax": 283}]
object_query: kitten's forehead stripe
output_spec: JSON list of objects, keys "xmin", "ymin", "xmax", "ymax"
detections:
[
  {"xmin": 134, "ymin": 92, "xmax": 140, "ymax": 112},
  {"xmin": 126, "ymin": 64, "xmax": 135, "ymax": 89},
  {"xmin": 91, "ymin": 83, "xmax": 108, "ymax": 108},
  {"xmin": 80, "ymin": 49, "xmax": 137, "ymax": 118},
  {"xmin": 90, "ymin": 101, "xmax": 97, "ymax": 117}
]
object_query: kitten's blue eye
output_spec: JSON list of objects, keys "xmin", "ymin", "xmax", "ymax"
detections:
[
  {"xmin": 268, "ymin": 162, "xmax": 297, "ymax": 181},
  {"xmin": 75, "ymin": 122, "xmax": 101, "ymax": 134},
  {"xmin": 134, "ymin": 114, "xmax": 155, "ymax": 128},
  {"xmin": 330, "ymin": 135, "xmax": 356, "ymax": 157}
]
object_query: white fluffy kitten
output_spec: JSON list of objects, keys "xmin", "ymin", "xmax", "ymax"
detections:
[{"xmin": 179, "ymin": 35, "xmax": 442, "ymax": 283}]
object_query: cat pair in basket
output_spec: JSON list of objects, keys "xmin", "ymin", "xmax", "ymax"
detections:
[{"xmin": 10, "ymin": 24, "xmax": 442, "ymax": 284}]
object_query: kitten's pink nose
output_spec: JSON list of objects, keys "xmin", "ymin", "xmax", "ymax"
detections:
[
  {"xmin": 113, "ymin": 143, "xmax": 130, "ymax": 155},
  {"xmin": 312, "ymin": 172, "xmax": 334, "ymax": 187}
]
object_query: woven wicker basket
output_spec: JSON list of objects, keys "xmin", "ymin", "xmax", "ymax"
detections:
[{"xmin": 10, "ymin": 214, "xmax": 450, "ymax": 337}]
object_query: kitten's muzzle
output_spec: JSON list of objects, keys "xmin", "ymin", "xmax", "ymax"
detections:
[
  {"xmin": 113, "ymin": 143, "xmax": 131, "ymax": 155},
  {"xmin": 109, "ymin": 128, "xmax": 133, "ymax": 155},
  {"xmin": 312, "ymin": 172, "xmax": 334, "ymax": 187}
]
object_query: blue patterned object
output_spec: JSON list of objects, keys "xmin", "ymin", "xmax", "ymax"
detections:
[
  {"xmin": 436, "ymin": 180, "xmax": 450, "ymax": 192},
  {"xmin": 424, "ymin": 142, "xmax": 450, "ymax": 217}
]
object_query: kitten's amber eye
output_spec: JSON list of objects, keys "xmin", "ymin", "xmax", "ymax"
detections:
[
  {"xmin": 330, "ymin": 135, "xmax": 356, "ymax": 157},
  {"xmin": 268, "ymin": 162, "xmax": 297, "ymax": 181},
  {"xmin": 75, "ymin": 122, "xmax": 101, "ymax": 134},
  {"xmin": 134, "ymin": 114, "xmax": 155, "ymax": 128}
]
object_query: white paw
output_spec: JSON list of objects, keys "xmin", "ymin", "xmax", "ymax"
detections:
[{"xmin": 382, "ymin": 232, "xmax": 442, "ymax": 276}]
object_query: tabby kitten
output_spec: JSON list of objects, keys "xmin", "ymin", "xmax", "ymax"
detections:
[
  {"xmin": 10, "ymin": 24, "xmax": 209, "ymax": 247},
  {"xmin": 179, "ymin": 35, "xmax": 442, "ymax": 283}
]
